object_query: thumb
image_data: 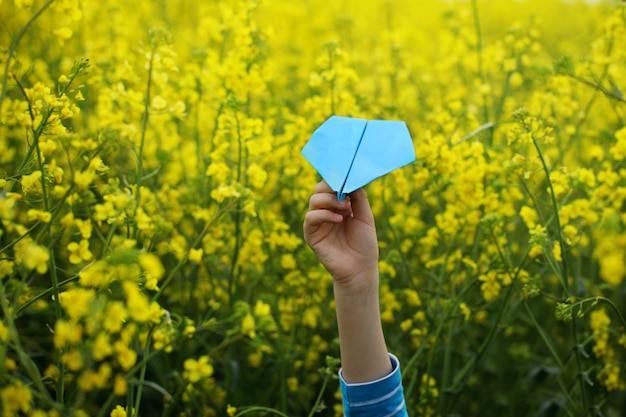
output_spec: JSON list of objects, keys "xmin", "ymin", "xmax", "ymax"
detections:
[{"xmin": 348, "ymin": 188, "xmax": 374, "ymax": 225}]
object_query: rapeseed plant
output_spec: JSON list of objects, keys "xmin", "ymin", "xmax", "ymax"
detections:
[{"xmin": 0, "ymin": 0, "xmax": 625, "ymax": 416}]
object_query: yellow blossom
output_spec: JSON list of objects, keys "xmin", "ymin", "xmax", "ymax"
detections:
[
  {"xmin": 210, "ymin": 184, "xmax": 241, "ymax": 203},
  {"xmin": 79, "ymin": 260, "xmax": 110, "ymax": 287},
  {"xmin": 280, "ymin": 253, "xmax": 296, "ymax": 270},
  {"xmin": 246, "ymin": 163, "xmax": 268, "ymax": 189},
  {"xmin": 610, "ymin": 127, "xmax": 626, "ymax": 160},
  {"xmin": 241, "ymin": 313, "xmax": 256, "ymax": 338},
  {"xmin": 68, "ymin": 239, "xmax": 94, "ymax": 264},
  {"xmin": 183, "ymin": 356, "xmax": 214, "ymax": 383},
  {"xmin": 0, "ymin": 321, "xmax": 8, "ymax": 342},
  {"xmin": 189, "ymin": 248, "xmax": 203, "ymax": 263},
  {"xmin": 114, "ymin": 341, "xmax": 137, "ymax": 371},
  {"xmin": 138, "ymin": 252, "xmax": 165, "ymax": 290},
  {"xmin": 110, "ymin": 405, "xmax": 128, "ymax": 417},
  {"xmin": 114, "ymin": 375, "xmax": 128, "ymax": 396},
  {"xmin": 14, "ymin": 0, "xmax": 34, "ymax": 8},
  {"xmin": 104, "ymin": 301, "xmax": 128, "ymax": 333},
  {"xmin": 1, "ymin": 380, "xmax": 32, "ymax": 416},
  {"xmin": 21, "ymin": 170, "xmax": 42, "ymax": 194},
  {"xmin": 0, "ymin": 260, "xmax": 15, "ymax": 279},
  {"xmin": 479, "ymin": 271, "xmax": 501, "ymax": 302},
  {"xmin": 123, "ymin": 282, "xmax": 152, "ymax": 322},
  {"xmin": 16, "ymin": 241, "xmax": 50, "ymax": 274},
  {"xmin": 599, "ymin": 252, "xmax": 625, "ymax": 286},
  {"xmin": 459, "ymin": 303, "xmax": 471, "ymax": 321},
  {"xmin": 52, "ymin": 27, "xmax": 73, "ymax": 40},
  {"xmin": 93, "ymin": 333, "xmax": 114, "ymax": 361}
]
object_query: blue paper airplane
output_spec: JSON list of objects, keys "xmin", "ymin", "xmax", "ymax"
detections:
[{"xmin": 302, "ymin": 116, "xmax": 416, "ymax": 201}]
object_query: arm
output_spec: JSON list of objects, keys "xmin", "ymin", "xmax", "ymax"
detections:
[{"xmin": 303, "ymin": 181, "xmax": 391, "ymax": 382}]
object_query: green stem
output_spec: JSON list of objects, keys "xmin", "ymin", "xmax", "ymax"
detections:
[
  {"xmin": 307, "ymin": 370, "xmax": 332, "ymax": 417},
  {"xmin": 152, "ymin": 219, "xmax": 212, "ymax": 302},
  {"xmin": 0, "ymin": 0, "xmax": 56, "ymax": 115},
  {"xmin": 134, "ymin": 47, "xmax": 156, "ymax": 240},
  {"xmin": 227, "ymin": 113, "xmax": 243, "ymax": 305},
  {"xmin": 14, "ymin": 275, "xmax": 79, "ymax": 317},
  {"xmin": 529, "ymin": 130, "xmax": 569, "ymax": 294},
  {"xmin": 132, "ymin": 328, "xmax": 154, "ymax": 417},
  {"xmin": 470, "ymin": 0, "xmax": 492, "ymax": 145},
  {"xmin": 0, "ymin": 277, "xmax": 55, "ymax": 407},
  {"xmin": 528, "ymin": 122, "xmax": 591, "ymax": 413},
  {"xmin": 234, "ymin": 406, "xmax": 289, "ymax": 417}
]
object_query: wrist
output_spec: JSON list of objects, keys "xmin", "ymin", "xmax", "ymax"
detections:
[{"xmin": 332, "ymin": 267, "xmax": 380, "ymax": 298}]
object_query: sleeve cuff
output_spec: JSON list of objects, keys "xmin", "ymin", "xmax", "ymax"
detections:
[{"xmin": 339, "ymin": 353, "xmax": 406, "ymax": 416}]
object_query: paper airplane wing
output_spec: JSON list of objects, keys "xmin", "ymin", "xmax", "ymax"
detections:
[
  {"xmin": 301, "ymin": 116, "xmax": 367, "ymax": 193},
  {"xmin": 342, "ymin": 120, "xmax": 415, "ymax": 195},
  {"xmin": 302, "ymin": 116, "xmax": 415, "ymax": 200}
]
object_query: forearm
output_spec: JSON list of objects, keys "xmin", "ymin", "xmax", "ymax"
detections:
[{"xmin": 334, "ymin": 270, "xmax": 392, "ymax": 383}]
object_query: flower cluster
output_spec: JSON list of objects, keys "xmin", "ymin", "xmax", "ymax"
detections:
[{"xmin": 1, "ymin": 0, "xmax": 625, "ymax": 416}]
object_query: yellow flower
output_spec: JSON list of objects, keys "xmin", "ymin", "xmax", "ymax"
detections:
[
  {"xmin": 400, "ymin": 319, "xmax": 413, "ymax": 332},
  {"xmin": 227, "ymin": 405, "xmax": 237, "ymax": 417},
  {"xmin": 183, "ymin": 356, "xmax": 214, "ymax": 383},
  {"xmin": 75, "ymin": 218, "xmax": 93, "ymax": 239},
  {"xmin": 287, "ymin": 376, "xmax": 299, "ymax": 392},
  {"xmin": 114, "ymin": 341, "xmax": 137, "ymax": 371},
  {"xmin": 21, "ymin": 170, "xmax": 42, "ymax": 194},
  {"xmin": 479, "ymin": 271, "xmax": 501, "ymax": 302},
  {"xmin": 241, "ymin": 314, "xmax": 256, "ymax": 338},
  {"xmin": 459, "ymin": 303, "xmax": 471, "ymax": 321},
  {"xmin": 27, "ymin": 208, "xmax": 52, "ymax": 223},
  {"xmin": 552, "ymin": 242, "xmax": 562, "ymax": 262},
  {"xmin": 16, "ymin": 241, "xmax": 50, "ymax": 274},
  {"xmin": 59, "ymin": 288, "xmax": 96, "ymax": 320},
  {"xmin": 189, "ymin": 248, "xmax": 203, "ymax": 263},
  {"xmin": 138, "ymin": 252, "xmax": 165, "ymax": 290},
  {"xmin": 248, "ymin": 350, "xmax": 263, "ymax": 367},
  {"xmin": 205, "ymin": 162, "xmax": 231, "ymax": 183},
  {"xmin": 404, "ymin": 289, "xmax": 422, "ymax": 307},
  {"xmin": 110, "ymin": 405, "xmax": 127, "ymax": 417},
  {"xmin": 246, "ymin": 163, "xmax": 268, "ymax": 189},
  {"xmin": 14, "ymin": 0, "xmax": 34, "ymax": 8},
  {"xmin": 67, "ymin": 239, "xmax": 94, "ymax": 264},
  {"xmin": 519, "ymin": 205, "xmax": 538, "ymax": 229},
  {"xmin": 92, "ymin": 333, "xmax": 113, "ymax": 361},
  {"xmin": 0, "ymin": 260, "xmax": 15, "ymax": 279},
  {"xmin": 610, "ymin": 127, "xmax": 626, "ymax": 160},
  {"xmin": 0, "ymin": 321, "xmax": 8, "ymax": 342},
  {"xmin": 253, "ymin": 300, "xmax": 271, "ymax": 317},
  {"xmin": 151, "ymin": 95, "xmax": 167, "ymax": 110},
  {"xmin": 79, "ymin": 260, "xmax": 110, "ymax": 287},
  {"xmin": 52, "ymin": 27, "xmax": 73, "ymax": 40},
  {"xmin": 74, "ymin": 170, "xmax": 96, "ymax": 189},
  {"xmin": 124, "ymin": 282, "xmax": 152, "ymax": 322},
  {"xmin": 114, "ymin": 375, "xmax": 128, "ymax": 396},
  {"xmin": 0, "ymin": 380, "xmax": 32, "ymax": 416},
  {"xmin": 104, "ymin": 301, "xmax": 128, "ymax": 333},
  {"xmin": 210, "ymin": 184, "xmax": 241, "ymax": 203},
  {"xmin": 599, "ymin": 252, "xmax": 625, "ymax": 286},
  {"xmin": 280, "ymin": 253, "xmax": 296, "ymax": 270},
  {"xmin": 0, "ymin": 194, "xmax": 16, "ymax": 221}
]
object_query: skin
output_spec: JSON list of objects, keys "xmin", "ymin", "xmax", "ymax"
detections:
[{"xmin": 303, "ymin": 181, "xmax": 392, "ymax": 383}]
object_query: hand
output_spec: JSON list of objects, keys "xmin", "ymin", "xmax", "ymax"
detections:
[
  {"xmin": 303, "ymin": 181, "xmax": 379, "ymax": 291},
  {"xmin": 304, "ymin": 181, "xmax": 390, "ymax": 383}
]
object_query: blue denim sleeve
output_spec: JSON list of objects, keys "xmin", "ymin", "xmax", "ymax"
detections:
[{"xmin": 339, "ymin": 353, "xmax": 408, "ymax": 417}]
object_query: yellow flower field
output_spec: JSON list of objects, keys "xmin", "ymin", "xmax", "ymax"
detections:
[{"xmin": 1, "ymin": 0, "xmax": 625, "ymax": 416}]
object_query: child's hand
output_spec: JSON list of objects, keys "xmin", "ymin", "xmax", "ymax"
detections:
[{"xmin": 303, "ymin": 181, "xmax": 379, "ymax": 291}]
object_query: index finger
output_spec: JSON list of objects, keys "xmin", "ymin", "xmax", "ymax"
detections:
[{"xmin": 314, "ymin": 181, "xmax": 334, "ymax": 194}]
